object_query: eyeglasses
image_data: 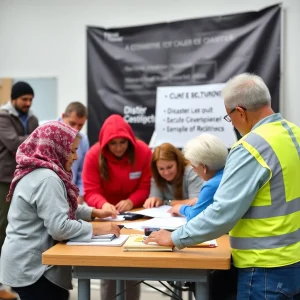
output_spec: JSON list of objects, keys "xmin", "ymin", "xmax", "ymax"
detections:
[{"xmin": 223, "ymin": 106, "xmax": 247, "ymax": 122}]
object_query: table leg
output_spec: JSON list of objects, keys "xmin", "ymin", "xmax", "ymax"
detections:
[
  {"xmin": 173, "ymin": 281, "xmax": 183, "ymax": 298},
  {"xmin": 188, "ymin": 290, "xmax": 194, "ymax": 300},
  {"xmin": 116, "ymin": 280, "xmax": 125, "ymax": 300},
  {"xmin": 78, "ymin": 278, "xmax": 90, "ymax": 300},
  {"xmin": 195, "ymin": 281, "xmax": 209, "ymax": 300}
]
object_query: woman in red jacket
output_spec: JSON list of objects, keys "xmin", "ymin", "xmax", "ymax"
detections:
[{"xmin": 82, "ymin": 114, "xmax": 152, "ymax": 300}]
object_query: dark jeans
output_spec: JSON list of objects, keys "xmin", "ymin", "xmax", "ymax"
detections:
[
  {"xmin": 188, "ymin": 263, "xmax": 238, "ymax": 300},
  {"xmin": 0, "ymin": 182, "xmax": 10, "ymax": 254},
  {"xmin": 0, "ymin": 182, "xmax": 10, "ymax": 288},
  {"xmin": 209, "ymin": 264, "xmax": 238, "ymax": 300},
  {"xmin": 12, "ymin": 276, "xmax": 69, "ymax": 300},
  {"xmin": 237, "ymin": 261, "xmax": 300, "ymax": 300}
]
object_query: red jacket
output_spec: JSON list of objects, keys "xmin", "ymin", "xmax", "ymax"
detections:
[{"xmin": 82, "ymin": 115, "xmax": 152, "ymax": 208}]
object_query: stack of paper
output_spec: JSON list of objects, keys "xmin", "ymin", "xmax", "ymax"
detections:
[
  {"xmin": 131, "ymin": 205, "xmax": 172, "ymax": 218},
  {"xmin": 100, "ymin": 215, "xmax": 125, "ymax": 221},
  {"xmin": 138, "ymin": 216, "xmax": 187, "ymax": 230},
  {"xmin": 123, "ymin": 235, "xmax": 173, "ymax": 252},
  {"xmin": 66, "ymin": 235, "xmax": 129, "ymax": 246},
  {"xmin": 92, "ymin": 233, "xmax": 116, "ymax": 241},
  {"xmin": 122, "ymin": 217, "xmax": 186, "ymax": 231}
]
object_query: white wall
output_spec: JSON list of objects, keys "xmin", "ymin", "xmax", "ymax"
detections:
[{"xmin": 0, "ymin": 0, "xmax": 299, "ymax": 127}]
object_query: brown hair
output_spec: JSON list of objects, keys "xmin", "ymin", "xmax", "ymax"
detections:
[
  {"xmin": 99, "ymin": 140, "xmax": 135, "ymax": 180},
  {"xmin": 151, "ymin": 143, "xmax": 188, "ymax": 199},
  {"xmin": 64, "ymin": 102, "xmax": 88, "ymax": 118}
]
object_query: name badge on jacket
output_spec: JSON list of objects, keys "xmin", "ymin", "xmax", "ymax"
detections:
[{"xmin": 129, "ymin": 171, "xmax": 142, "ymax": 180}]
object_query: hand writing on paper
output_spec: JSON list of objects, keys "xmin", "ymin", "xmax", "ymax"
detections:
[
  {"xmin": 102, "ymin": 202, "xmax": 118, "ymax": 214},
  {"xmin": 144, "ymin": 230, "xmax": 174, "ymax": 247},
  {"xmin": 168, "ymin": 204, "xmax": 183, "ymax": 216},
  {"xmin": 91, "ymin": 209, "xmax": 117, "ymax": 219},
  {"xmin": 143, "ymin": 197, "xmax": 163, "ymax": 208},
  {"xmin": 92, "ymin": 223, "xmax": 120, "ymax": 237},
  {"xmin": 115, "ymin": 199, "xmax": 133, "ymax": 212}
]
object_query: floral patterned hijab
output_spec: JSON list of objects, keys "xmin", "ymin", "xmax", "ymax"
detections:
[{"xmin": 7, "ymin": 121, "xmax": 79, "ymax": 219}]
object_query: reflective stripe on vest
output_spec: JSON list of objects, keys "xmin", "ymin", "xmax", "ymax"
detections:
[
  {"xmin": 231, "ymin": 228, "xmax": 300, "ymax": 250},
  {"xmin": 230, "ymin": 120, "xmax": 300, "ymax": 251},
  {"xmin": 281, "ymin": 120, "xmax": 300, "ymax": 158},
  {"xmin": 242, "ymin": 130, "xmax": 300, "ymax": 219}
]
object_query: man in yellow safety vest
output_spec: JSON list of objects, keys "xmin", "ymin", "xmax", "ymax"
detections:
[{"xmin": 145, "ymin": 73, "xmax": 300, "ymax": 299}]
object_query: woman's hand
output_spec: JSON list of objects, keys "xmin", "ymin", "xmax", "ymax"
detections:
[
  {"xmin": 102, "ymin": 202, "xmax": 118, "ymax": 214},
  {"xmin": 92, "ymin": 223, "xmax": 120, "ymax": 237},
  {"xmin": 168, "ymin": 204, "xmax": 182, "ymax": 216},
  {"xmin": 143, "ymin": 197, "xmax": 163, "ymax": 208},
  {"xmin": 144, "ymin": 229, "xmax": 174, "ymax": 247},
  {"xmin": 91, "ymin": 209, "xmax": 117, "ymax": 219},
  {"xmin": 115, "ymin": 199, "xmax": 133, "ymax": 212},
  {"xmin": 77, "ymin": 196, "xmax": 84, "ymax": 204},
  {"xmin": 186, "ymin": 198, "xmax": 197, "ymax": 206}
]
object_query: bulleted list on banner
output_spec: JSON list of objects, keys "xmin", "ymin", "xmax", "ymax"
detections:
[{"xmin": 154, "ymin": 83, "xmax": 237, "ymax": 148}]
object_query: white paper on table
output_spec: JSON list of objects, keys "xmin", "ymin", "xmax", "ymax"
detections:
[
  {"xmin": 187, "ymin": 239, "xmax": 218, "ymax": 248},
  {"xmin": 92, "ymin": 233, "xmax": 115, "ymax": 240},
  {"xmin": 139, "ymin": 216, "xmax": 187, "ymax": 230},
  {"xmin": 100, "ymin": 215, "xmax": 125, "ymax": 221},
  {"xmin": 122, "ymin": 216, "xmax": 186, "ymax": 230},
  {"xmin": 132, "ymin": 205, "xmax": 172, "ymax": 218},
  {"xmin": 203, "ymin": 239, "xmax": 218, "ymax": 247}
]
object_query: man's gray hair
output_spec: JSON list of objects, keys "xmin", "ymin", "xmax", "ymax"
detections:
[
  {"xmin": 183, "ymin": 133, "xmax": 228, "ymax": 171},
  {"xmin": 222, "ymin": 73, "xmax": 271, "ymax": 110}
]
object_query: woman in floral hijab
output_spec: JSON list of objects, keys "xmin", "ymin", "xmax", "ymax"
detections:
[{"xmin": 0, "ymin": 121, "xmax": 119, "ymax": 300}]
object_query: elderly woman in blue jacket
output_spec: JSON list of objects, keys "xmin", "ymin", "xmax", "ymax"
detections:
[{"xmin": 168, "ymin": 133, "xmax": 228, "ymax": 221}]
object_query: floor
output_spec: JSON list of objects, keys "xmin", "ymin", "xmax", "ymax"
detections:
[
  {"xmin": 69, "ymin": 279, "xmax": 192, "ymax": 300},
  {"xmin": 9, "ymin": 279, "xmax": 192, "ymax": 300}
]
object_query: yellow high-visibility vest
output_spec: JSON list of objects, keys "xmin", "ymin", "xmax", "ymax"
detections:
[{"xmin": 230, "ymin": 119, "xmax": 300, "ymax": 268}]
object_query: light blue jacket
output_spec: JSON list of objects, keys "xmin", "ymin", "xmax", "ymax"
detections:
[
  {"xmin": 71, "ymin": 132, "xmax": 89, "ymax": 196},
  {"xmin": 58, "ymin": 117, "xmax": 90, "ymax": 196},
  {"xmin": 179, "ymin": 169, "xmax": 223, "ymax": 221}
]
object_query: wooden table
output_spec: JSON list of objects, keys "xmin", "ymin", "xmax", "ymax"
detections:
[{"xmin": 42, "ymin": 228, "xmax": 231, "ymax": 300}]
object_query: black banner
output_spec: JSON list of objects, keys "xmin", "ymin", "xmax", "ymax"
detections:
[{"xmin": 87, "ymin": 4, "xmax": 281, "ymax": 145}]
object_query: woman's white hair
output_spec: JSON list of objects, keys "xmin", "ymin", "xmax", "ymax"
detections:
[
  {"xmin": 183, "ymin": 133, "xmax": 228, "ymax": 171},
  {"xmin": 222, "ymin": 73, "xmax": 271, "ymax": 110}
]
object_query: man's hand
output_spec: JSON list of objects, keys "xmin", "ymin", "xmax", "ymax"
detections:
[
  {"xmin": 168, "ymin": 204, "xmax": 182, "ymax": 216},
  {"xmin": 91, "ymin": 209, "xmax": 117, "ymax": 219},
  {"xmin": 115, "ymin": 199, "xmax": 133, "ymax": 212},
  {"xmin": 102, "ymin": 202, "xmax": 118, "ymax": 214},
  {"xmin": 144, "ymin": 229, "xmax": 174, "ymax": 247},
  {"xmin": 92, "ymin": 223, "xmax": 120, "ymax": 237},
  {"xmin": 143, "ymin": 197, "xmax": 163, "ymax": 208}
]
